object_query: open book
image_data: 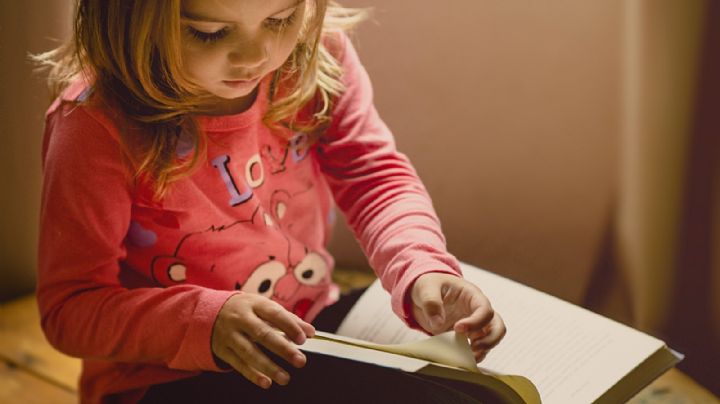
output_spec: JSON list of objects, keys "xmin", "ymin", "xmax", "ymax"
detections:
[{"xmin": 298, "ymin": 263, "xmax": 682, "ymax": 403}]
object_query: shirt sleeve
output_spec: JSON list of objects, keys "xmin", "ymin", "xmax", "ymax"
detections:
[
  {"xmin": 315, "ymin": 33, "xmax": 463, "ymax": 328},
  {"xmin": 37, "ymin": 100, "xmax": 237, "ymax": 371}
]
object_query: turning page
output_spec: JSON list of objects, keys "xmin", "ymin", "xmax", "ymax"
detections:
[{"xmin": 336, "ymin": 263, "xmax": 680, "ymax": 403}]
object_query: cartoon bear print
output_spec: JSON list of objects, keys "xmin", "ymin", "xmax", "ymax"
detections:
[
  {"xmin": 235, "ymin": 235, "xmax": 330, "ymax": 319},
  {"xmin": 149, "ymin": 181, "xmax": 329, "ymax": 319}
]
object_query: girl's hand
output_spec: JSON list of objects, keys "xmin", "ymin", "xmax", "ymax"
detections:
[
  {"xmin": 411, "ymin": 272, "xmax": 506, "ymax": 362},
  {"xmin": 211, "ymin": 293, "xmax": 315, "ymax": 389}
]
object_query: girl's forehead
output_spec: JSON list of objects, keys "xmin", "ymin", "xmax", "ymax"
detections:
[{"xmin": 181, "ymin": 0, "xmax": 302, "ymax": 23}]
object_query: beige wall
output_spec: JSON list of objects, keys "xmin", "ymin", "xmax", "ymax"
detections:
[
  {"xmin": 331, "ymin": 0, "xmax": 621, "ymax": 305},
  {"xmin": 668, "ymin": 2, "xmax": 720, "ymax": 392},
  {"xmin": 328, "ymin": 0, "xmax": 718, "ymax": 393},
  {"xmin": 0, "ymin": 2, "xmax": 71, "ymax": 300}
]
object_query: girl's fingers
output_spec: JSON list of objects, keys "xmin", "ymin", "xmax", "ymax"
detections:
[
  {"xmin": 242, "ymin": 314, "xmax": 307, "ymax": 368},
  {"xmin": 471, "ymin": 337, "xmax": 498, "ymax": 351},
  {"xmin": 452, "ymin": 285, "xmax": 492, "ymax": 332},
  {"xmin": 255, "ymin": 303, "xmax": 314, "ymax": 344},
  {"xmin": 467, "ymin": 324, "xmax": 492, "ymax": 340},
  {"xmin": 297, "ymin": 316, "xmax": 316, "ymax": 338},
  {"xmin": 470, "ymin": 318, "xmax": 505, "ymax": 363},
  {"xmin": 217, "ymin": 345, "xmax": 274, "ymax": 389},
  {"xmin": 413, "ymin": 280, "xmax": 447, "ymax": 333},
  {"xmin": 473, "ymin": 349, "xmax": 488, "ymax": 363},
  {"xmin": 470, "ymin": 314, "xmax": 506, "ymax": 351},
  {"xmin": 287, "ymin": 311, "xmax": 316, "ymax": 338},
  {"xmin": 230, "ymin": 333, "xmax": 291, "ymax": 386},
  {"xmin": 454, "ymin": 305, "xmax": 494, "ymax": 334}
]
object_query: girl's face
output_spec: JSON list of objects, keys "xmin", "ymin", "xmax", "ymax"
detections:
[{"xmin": 180, "ymin": 0, "xmax": 307, "ymax": 114}]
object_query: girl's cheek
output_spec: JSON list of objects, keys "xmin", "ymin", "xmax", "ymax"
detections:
[
  {"xmin": 277, "ymin": 35, "xmax": 300, "ymax": 61},
  {"xmin": 184, "ymin": 48, "xmax": 222, "ymax": 73}
]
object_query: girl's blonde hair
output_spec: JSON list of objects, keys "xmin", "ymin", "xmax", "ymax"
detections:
[{"xmin": 34, "ymin": 0, "xmax": 367, "ymax": 198}]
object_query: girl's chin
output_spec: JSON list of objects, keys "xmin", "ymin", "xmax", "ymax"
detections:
[
  {"xmin": 202, "ymin": 88, "xmax": 260, "ymax": 115},
  {"xmin": 214, "ymin": 87, "xmax": 256, "ymax": 100}
]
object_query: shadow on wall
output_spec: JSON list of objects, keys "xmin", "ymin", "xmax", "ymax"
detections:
[{"xmin": 669, "ymin": 2, "xmax": 720, "ymax": 394}]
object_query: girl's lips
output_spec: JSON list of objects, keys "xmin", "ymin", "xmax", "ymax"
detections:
[{"xmin": 222, "ymin": 77, "xmax": 260, "ymax": 89}]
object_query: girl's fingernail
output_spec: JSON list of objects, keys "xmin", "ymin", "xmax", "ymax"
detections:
[
  {"xmin": 276, "ymin": 371, "xmax": 289, "ymax": 385},
  {"xmin": 259, "ymin": 377, "xmax": 272, "ymax": 389},
  {"xmin": 294, "ymin": 353, "xmax": 306, "ymax": 366},
  {"xmin": 430, "ymin": 315, "xmax": 444, "ymax": 329}
]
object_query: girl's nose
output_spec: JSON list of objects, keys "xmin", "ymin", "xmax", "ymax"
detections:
[{"xmin": 227, "ymin": 36, "xmax": 269, "ymax": 70}]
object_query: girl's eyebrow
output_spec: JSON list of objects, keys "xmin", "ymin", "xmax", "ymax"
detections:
[{"xmin": 181, "ymin": 0, "xmax": 305, "ymax": 23}]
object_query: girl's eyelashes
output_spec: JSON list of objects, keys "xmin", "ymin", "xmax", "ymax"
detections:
[
  {"xmin": 264, "ymin": 7, "xmax": 299, "ymax": 31},
  {"xmin": 185, "ymin": 26, "xmax": 230, "ymax": 44},
  {"xmin": 184, "ymin": 7, "xmax": 298, "ymax": 45}
]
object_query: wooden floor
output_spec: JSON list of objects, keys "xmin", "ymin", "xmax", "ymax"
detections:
[
  {"xmin": 0, "ymin": 295, "xmax": 79, "ymax": 403},
  {"xmin": 1, "ymin": 269, "xmax": 717, "ymax": 403}
]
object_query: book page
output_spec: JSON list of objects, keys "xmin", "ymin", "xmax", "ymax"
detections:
[
  {"xmin": 300, "ymin": 336, "xmax": 430, "ymax": 372},
  {"xmin": 301, "ymin": 331, "xmax": 541, "ymax": 404},
  {"xmin": 337, "ymin": 263, "xmax": 670, "ymax": 404},
  {"xmin": 312, "ymin": 330, "xmax": 480, "ymax": 372}
]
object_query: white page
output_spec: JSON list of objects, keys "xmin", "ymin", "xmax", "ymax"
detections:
[
  {"xmin": 311, "ymin": 330, "xmax": 480, "ymax": 372},
  {"xmin": 300, "ymin": 336, "xmax": 429, "ymax": 372},
  {"xmin": 337, "ymin": 262, "xmax": 668, "ymax": 404}
]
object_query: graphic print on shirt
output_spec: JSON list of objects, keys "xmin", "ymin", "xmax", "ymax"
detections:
[
  {"xmin": 211, "ymin": 132, "xmax": 310, "ymax": 207},
  {"xmin": 147, "ymin": 207, "xmax": 260, "ymax": 286},
  {"xmin": 237, "ymin": 239, "xmax": 329, "ymax": 319},
  {"xmin": 134, "ymin": 129, "xmax": 310, "ymax": 265},
  {"xmin": 261, "ymin": 132, "xmax": 311, "ymax": 175},
  {"xmin": 211, "ymin": 153, "xmax": 265, "ymax": 207},
  {"xmin": 148, "ymin": 177, "xmax": 326, "ymax": 318}
]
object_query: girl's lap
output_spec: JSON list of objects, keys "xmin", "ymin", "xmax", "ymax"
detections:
[
  {"xmin": 139, "ymin": 351, "xmax": 488, "ymax": 404},
  {"xmin": 140, "ymin": 290, "xmax": 488, "ymax": 404}
]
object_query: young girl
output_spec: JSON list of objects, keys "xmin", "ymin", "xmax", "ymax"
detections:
[{"xmin": 36, "ymin": 0, "xmax": 506, "ymax": 402}]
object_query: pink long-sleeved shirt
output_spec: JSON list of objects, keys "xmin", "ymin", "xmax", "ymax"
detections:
[{"xmin": 37, "ymin": 34, "xmax": 461, "ymax": 403}]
